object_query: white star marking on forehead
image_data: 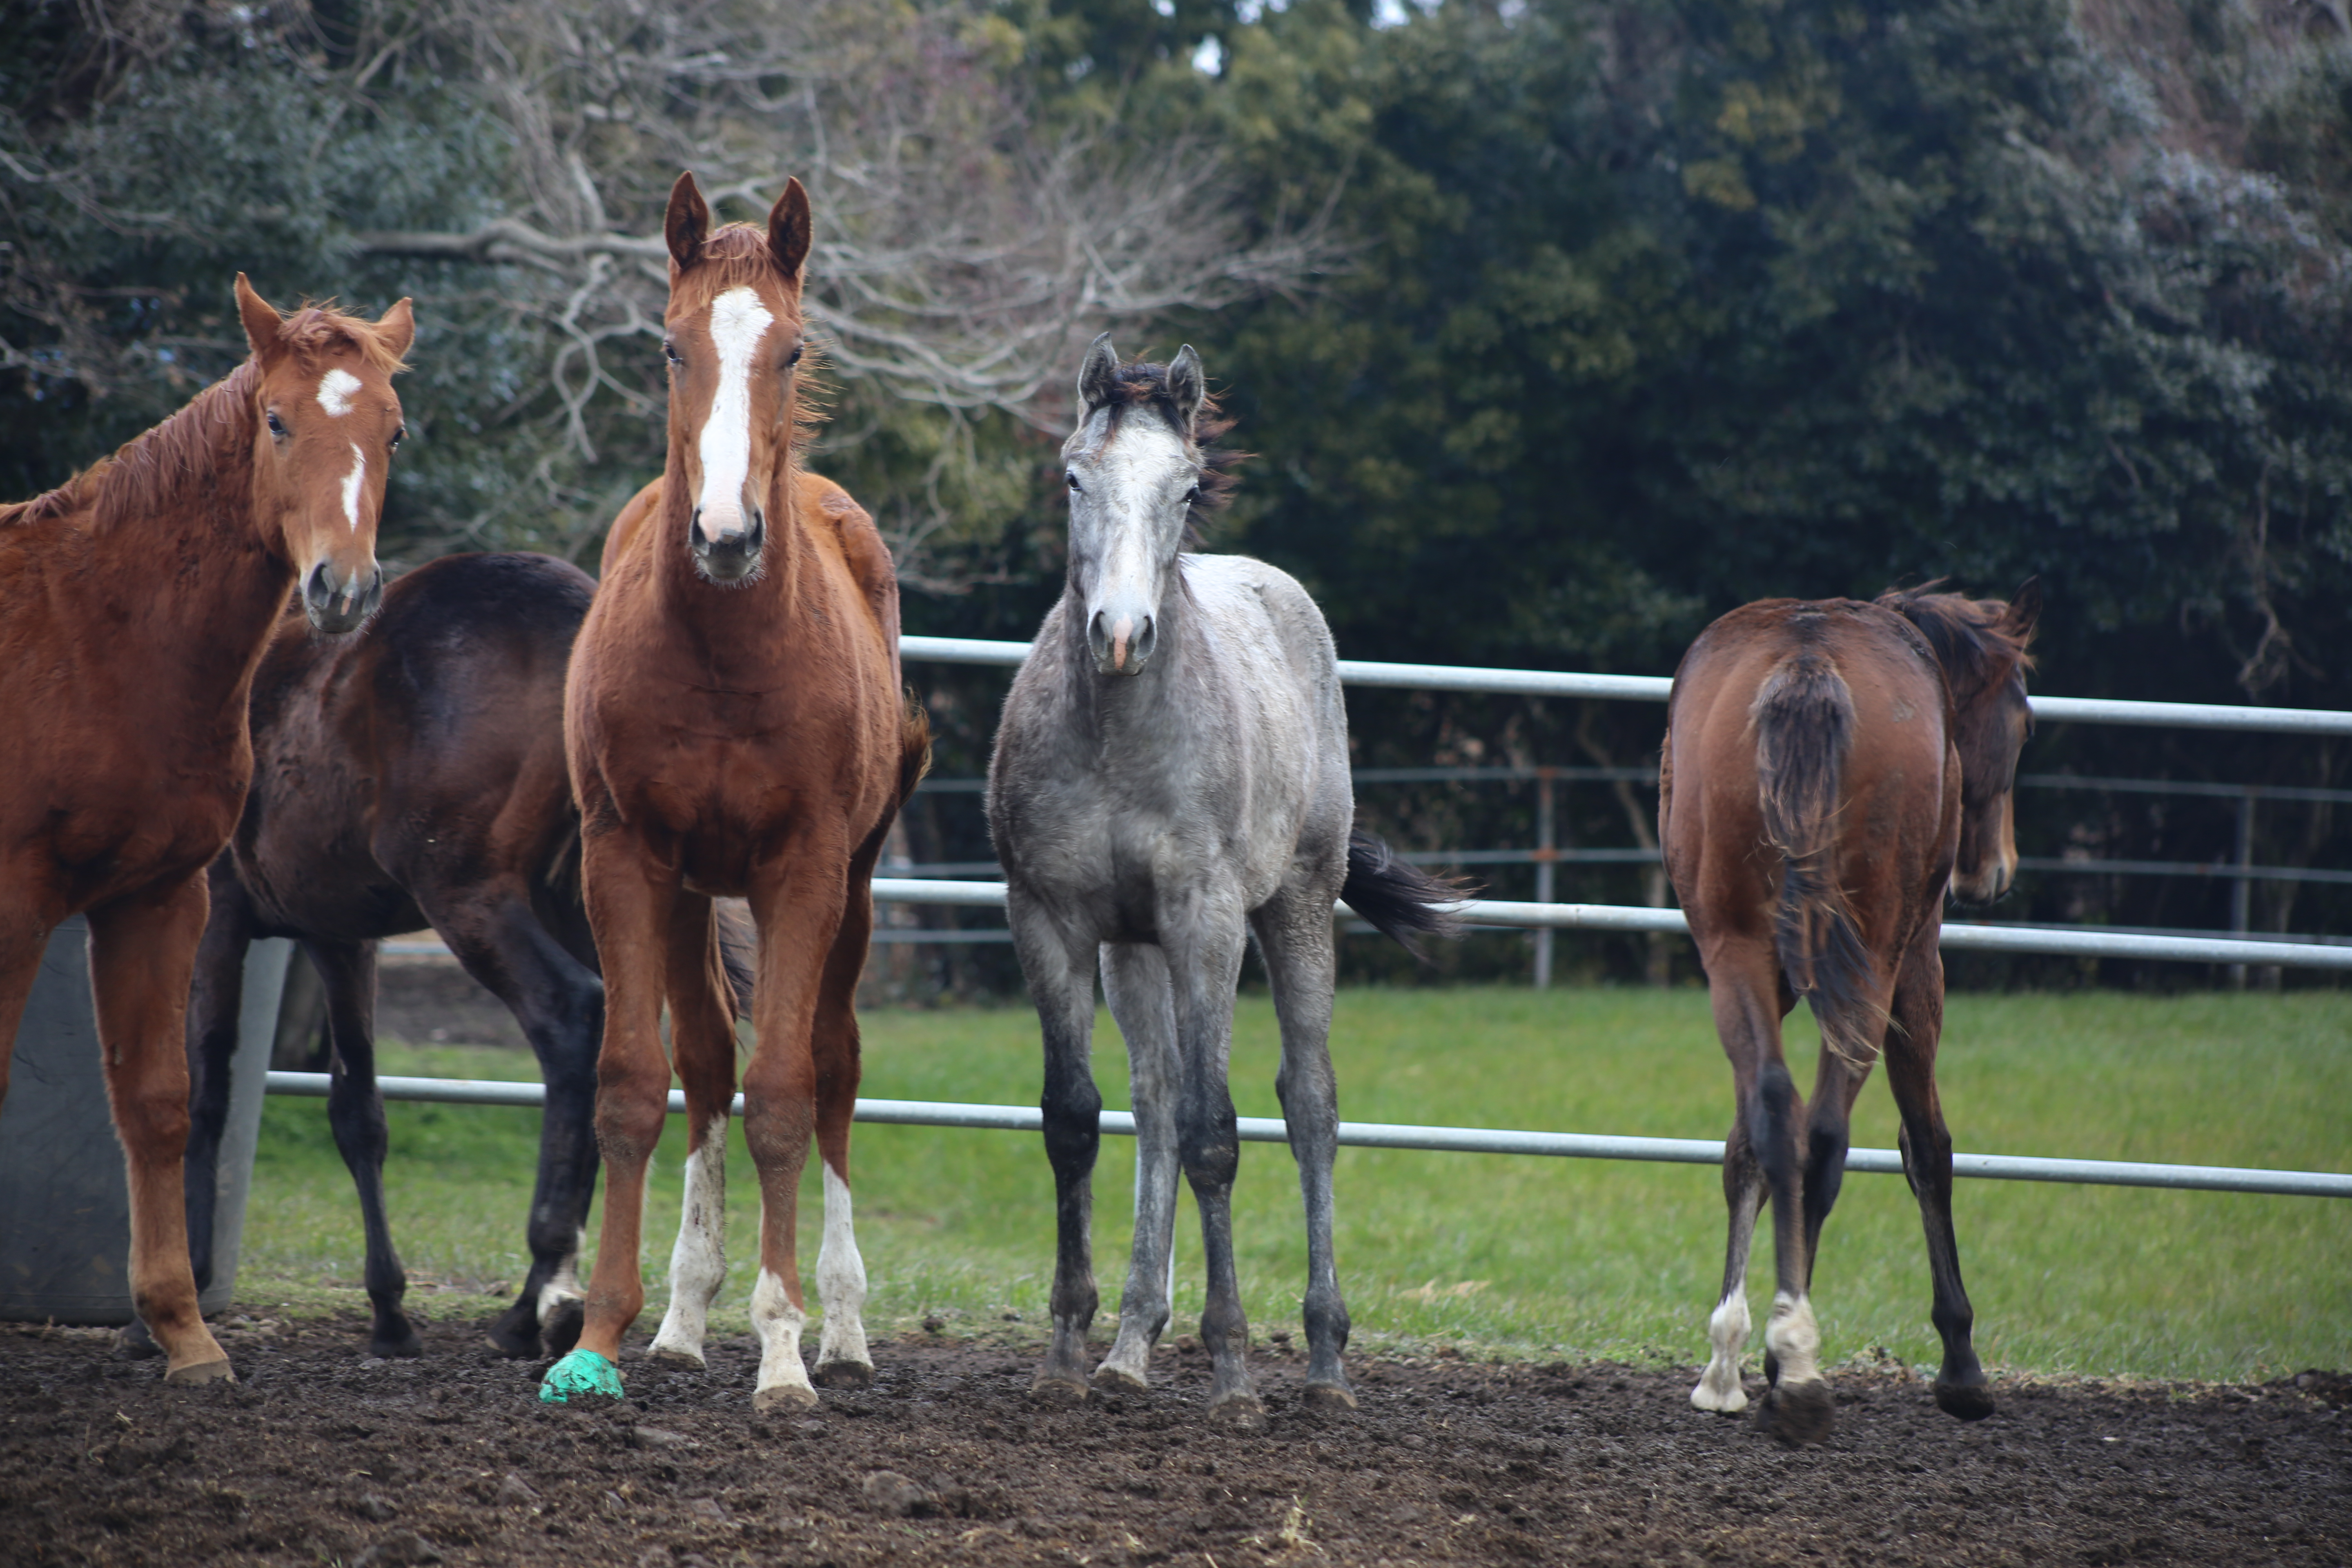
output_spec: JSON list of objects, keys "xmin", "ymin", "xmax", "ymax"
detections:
[{"xmin": 317, "ymin": 368, "xmax": 363, "ymax": 418}]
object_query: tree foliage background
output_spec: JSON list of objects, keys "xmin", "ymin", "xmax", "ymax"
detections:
[{"xmin": 6, "ymin": 0, "xmax": 2350, "ymax": 983}]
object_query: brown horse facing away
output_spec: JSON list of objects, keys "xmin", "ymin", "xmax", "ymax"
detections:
[
  {"xmin": 1659, "ymin": 582, "xmax": 2039, "ymax": 1445},
  {"xmin": 0, "ymin": 278, "xmax": 412, "ymax": 1383},
  {"xmin": 541, "ymin": 173, "xmax": 928, "ymax": 1412},
  {"xmin": 158, "ymin": 553, "xmax": 751, "ymax": 1364}
]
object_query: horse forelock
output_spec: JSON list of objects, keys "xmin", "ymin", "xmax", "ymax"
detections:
[
  {"xmin": 3, "ymin": 359, "xmax": 263, "ymax": 535},
  {"xmin": 1876, "ymin": 584, "xmax": 2034, "ymax": 697},
  {"xmin": 276, "ymin": 303, "xmax": 408, "ymax": 376},
  {"xmin": 674, "ymin": 225, "xmax": 804, "ymax": 309},
  {"xmin": 1069, "ymin": 357, "xmax": 1244, "ymax": 545}
]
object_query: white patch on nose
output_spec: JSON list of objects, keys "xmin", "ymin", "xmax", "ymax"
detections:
[
  {"xmin": 316, "ymin": 367, "xmax": 363, "ymax": 417},
  {"xmin": 339, "ymin": 443, "xmax": 365, "ymax": 532},
  {"xmin": 694, "ymin": 287, "xmax": 775, "ymax": 540}
]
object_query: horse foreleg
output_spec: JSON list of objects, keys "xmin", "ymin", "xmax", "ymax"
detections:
[
  {"xmin": 809, "ymin": 840, "xmax": 885, "ymax": 1390},
  {"xmin": 1886, "ymin": 936, "xmax": 1993, "ymax": 1421},
  {"xmin": 741, "ymin": 858, "xmax": 848, "ymax": 1412},
  {"xmin": 432, "ymin": 890, "xmax": 603, "ymax": 1359},
  {"xmin": 1692, "ymin": 1114, "xmax": 1764, "ymax": 1414},
  {"xmin": 308, "ymin": 938, "xmax": 420, "ymax": 1359},
  {"xmin": 1012, "ymin": 893, "xmax": 1104, "ymax": 1401},
  {"xmin": 1254, "ymin": 895, "xmax": 1354, "ymax": 1409},
  {"xmin": 547, "ymin": 841, "xmax": 674, "ymax": 1403},
  {"xmin": 86, "ymin": 876, "xmax": 232, "ymax": 1384},
  {"xmin": 1096, "ymin": 941, "xmax": 1180, "ymax": 1394},
  {"xmin": 1168, "ymin": 909, "xmax": 1256, "ymax": 1427},
  {"xmin": 649, "ymin": 893, "xmax": 737, "ymax": 1370}
]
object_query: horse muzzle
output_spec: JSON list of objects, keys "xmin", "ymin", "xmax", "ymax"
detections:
[
  {"xmin": 1087, "ymin": 607, "xmax": 1156, "ymax": 677},
  {"xmin": 692, "ymin": 505, "xmax": 764, "ymax": 584},
  {"xmin": 301, "ymin": 558, "xmax": 383, "ymax": 634}
]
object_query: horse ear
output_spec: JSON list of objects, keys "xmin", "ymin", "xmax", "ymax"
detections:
[
  {"xmin": 1078, "ymin": 333, "xmax": 1121, "ymax": 411},
  {"xmin": 375, "ymin": 297, "xmax": 416, "ymax": 362},
  {"xmin": 2005, "ymin": 576, "xmax": 2043, "ymax": 642},
  {"xmin": 235, "ymin": 274, "xmax": 284, "ymax": 363},
  {"xmin": 768, "ymin": 177, "xmax": 812, "ymax": 283},
  {"xmin": 666, "ymin": 171, "xmax": 710, "ymax": 273},
  {"xmin": 1166, "ymin": 344, "xmax": 1205, "ymax": 432}
]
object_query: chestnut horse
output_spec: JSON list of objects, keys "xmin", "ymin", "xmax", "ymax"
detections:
[
  {"xmin": 1660, "ymin": 582, "xmax": 2038, "ymax": 1444},
  {"xmin": 541, "ymin": 174, "xmax": 928, "ymax": 1412},
  {"xmin": 166, "ymin": 552, "xmax": 751, "ymax": 1363},
  {"xmin": 0, "ymin": 278, "xmax": 411, "ymax": 1383}
]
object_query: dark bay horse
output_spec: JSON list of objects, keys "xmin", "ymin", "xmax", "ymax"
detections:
[
  {"xmin": 1660, "ymin": 582, "xmax": 2039, "ymax": 1443},
  {"xmin": 541, "ymin": 173, "xmax": 928, "ymax": 1412},
  {"xmin": 987, "ymin": 338, "xmax": 1460, "ymax": 1425},
  {"xmin": 171, "ymin": 552, "xmax": 750, "ymax": 1362},
  {"xmin": 0, "ymin": 278, "xmax": 411, "ymax": 1383}
]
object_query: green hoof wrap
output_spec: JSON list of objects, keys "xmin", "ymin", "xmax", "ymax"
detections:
[{"xmin": 539, "ymin": 1348, "xmax": 624, "ymax": 1406}]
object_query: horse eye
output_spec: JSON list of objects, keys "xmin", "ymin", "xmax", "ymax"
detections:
[
  {"xmin": 1066, "ymin": 473, "xmax": 1082, "ymax": 493},
  {"xmin": 388, "ymin": 425, "xmax": 405, "ymax": 452},
  {"xmin": 1185, "ymin": 485, "xmax": 1202, "ymax": 504},
  {"xmin": 663, "ymin": 341, "xmax": 682, "ymax": 367},
  {"xmin": 787, "ymin": 344, "xmax": 803, "ymax": 367},
  {"xmin": 265, "ymin": 410, "xmax": 286, "ymax": 438}
]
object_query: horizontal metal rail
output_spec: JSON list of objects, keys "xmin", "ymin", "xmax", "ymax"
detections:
[
  {"xmin": 900, "ymin": 636, "xmax": 2352, "ymax": 736},
  {"xmin": 867, "ymin": 879, "xmax": 2352, "ymax": 970},
  {"xmin": 261, "ymin": 1073, "xmax": 2351, "ymax": 1199}
]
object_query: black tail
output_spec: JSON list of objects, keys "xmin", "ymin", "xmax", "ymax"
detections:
[
  {"xmin": 1340, "ymin": 827, "xmax": 1467, "ymax": 960},
  {"xmin": 1751, "ymin": 651, "xmax": 1875, "ymax": 1062}
]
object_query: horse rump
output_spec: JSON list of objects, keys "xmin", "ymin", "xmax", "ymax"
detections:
[
  {"xmin": 1750, "ymin": 651, "xmax": 1874, "ymax": 1061},
  {"xmin": 1340, "ymin": 827, "xmax": 1467, "ymax": 959}
]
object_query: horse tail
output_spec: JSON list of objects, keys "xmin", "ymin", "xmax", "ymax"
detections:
[
  {"xmin": 1340, "ymin": 827, "xmax": 1467, "ymax": 960},
  {"xmin": 1751, "ymin": 651, "xmax": 1875, "ymax": 1063},
  {"xmin": 896, "ymin": 690, "xmax": 933, "ymax": 807},
  {"xmin": 714, "ymin": 900, "xmax": 757, "ymax": 1022}
]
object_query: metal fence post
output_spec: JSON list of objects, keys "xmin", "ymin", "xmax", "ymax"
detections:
[{"xmin": 1533, "ymin": 767, "xmax": 1556, "ymax": 989}]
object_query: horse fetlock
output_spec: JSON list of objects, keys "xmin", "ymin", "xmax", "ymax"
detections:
[
  {"xmin": 1762, "ymin": 1291, "xmax": 1820, "ymax": 1385},
  {"xmin": 1693, "ymin": 1291, "xmax": 1752, "ymax": 1412}
]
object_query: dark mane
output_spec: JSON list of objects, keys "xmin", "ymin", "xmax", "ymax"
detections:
[
  {"xmin": 2, "ymin": 359, "xmax": 260, "ymax": 533},
  {"xmin": 1875, "ymin": 582, "xmax": 2035, "ymax": 694},
  {"xmin": 1100, "ymin": 357, "xmax": 1244, "ymax": 545}
]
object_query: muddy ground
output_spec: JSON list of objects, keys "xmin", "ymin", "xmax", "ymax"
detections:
[{"xmin": 0, "ymin": 1314, "xmax": 2343, "ymax": 1567}]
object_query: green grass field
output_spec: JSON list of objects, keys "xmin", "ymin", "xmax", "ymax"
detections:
[{"xmin": 238, "ymin": 987, "xmax": 2351, "ymax": 1381}]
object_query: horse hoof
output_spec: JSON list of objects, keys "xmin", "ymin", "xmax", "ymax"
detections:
[
  {"xmin": 813, "ymin": 1359, "xmax": 873, "ymax": 1390},
  {"xmin": 542, "ymin": 1299, "xmax": 585, "ymax": 1357},
  {"xmin": 1207, "ymin": 1392, "xmax": 1266, "ymax": 1432},
  {"xmin": 539, "ymin": 1348, "xmax": 624, "ymax": 1407},
  {"xmin": 164, "ymin": 1356, "xmax": 236, "ymax": 1387},
  {"xmin": 1029, "ymin": 1373, "xmax": 1090, "ymax": 1405},
  {"xmin": 1091, "ymin": 1365, "xmax": 1149, "ymax": 1396},
  {"xmin": 648, "ymin": 1344, "xmax": 707, "ymax": 1369},
  {"xmin": 1301, "ymin": 1381, "xmax": 1358, "ymax": 1411},
  {"xmin": 1935, "ymin": 1380, "xmax": 1996, "ymax": 1422},
  {"xmin": 485, "ymin": 1304, "xmax": 542, "ymax": 1360},
  {"xmin": 372, "ymin": 1328, "xmax": 425, "ymax": 1360},
  {"xmin": 1755, "ymin": 1378, "xmax": 1833, "ymax": 1447},
  {"xmin": 114, "ymin": 1321, "xmax": 163, "ymax": 1361},
  {"xmin": 753, "ymin": 1382, "xmax": 820, "ymax": 1414}
]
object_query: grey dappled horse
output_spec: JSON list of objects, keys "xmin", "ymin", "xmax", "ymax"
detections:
[{"xmin": 986, "ymin": 336, "xmax": 1460, "ymax": 1425}]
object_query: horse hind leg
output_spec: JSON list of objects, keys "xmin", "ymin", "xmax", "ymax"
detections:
[
  {"xmin": 1254, "ymin": 892, "xmax": 1355, "ymax": 1409},
  {"xmin": 427, "ymin": 889, "xmax": 604, "ymax": 1359},
  {"xmin": 87, "ymin": 878, "xmax": 234, "ymax": 1383},
  {"xmin": 648, "ymin": 894, "xmax": 737, "ymax": 1370},
  {"xmin": 1886, "ymin": 935, "xmax": 1993, "ymax": 1421},
  {"xmin": 1692, "ymin": 1115, "xmax": 1764, "ymax": 1414},
  {"xmin": 1096, "ymin": 941, "xmax": 1180, "ymax": 1394},
  {"xmin": 809, "ymin": 834, "xmax": 888, "ymax": 1390}
]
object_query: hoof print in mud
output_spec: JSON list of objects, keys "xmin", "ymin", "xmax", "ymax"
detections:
[
  {"xmin": 1935, "ymin": 1380, "xmax": 1997, "ymax": 1422},
  {"xmin": 1755, "ymin": 1379, "xmax": 1834, "ymax": 1447}
]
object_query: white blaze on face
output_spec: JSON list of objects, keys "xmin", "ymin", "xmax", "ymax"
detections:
[
  {"xmin": 316, "ymin": 367, "xmax": 363, "ymax": 418},
  {"xmin": 339, "ymin": 443, "xmax": 366, "ymax": 534},
  {"xmin": 694, "ymin": 287, "xmax": 775, "ymax": 540}
]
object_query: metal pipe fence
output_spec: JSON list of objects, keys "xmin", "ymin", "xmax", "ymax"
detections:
[{"xmin": 263, "ymin": 1071, "xmax": 2352, "ymax": 1200}]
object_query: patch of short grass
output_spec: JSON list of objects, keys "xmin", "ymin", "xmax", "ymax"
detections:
[{"xmin": 237, "ymin": 988, "xmax": 2350, "ymax": 1380}]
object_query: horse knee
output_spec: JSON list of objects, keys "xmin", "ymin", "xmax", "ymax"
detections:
[
  {"xmin": 592, "ymin": 1060, "xmax": 670, "ymax": 1163},
  {"xmin": 1041, "ymin": 1078, "xmax": 1102, "ymax": 1177},
  {"xmin": 109, "ymin": 1078, "xmax": 192, "ymax": 1157},
  {"xmin": 1177, "ymin": 1118, "xmax": 1240, "ymax": 1191}
]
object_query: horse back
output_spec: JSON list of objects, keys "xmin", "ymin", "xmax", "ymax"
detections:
[{"xmin": 1663, "ymin": 599, "xmax": 1956, "ymax": 951}]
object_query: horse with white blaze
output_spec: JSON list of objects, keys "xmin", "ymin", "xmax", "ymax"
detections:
[{"xmin": 986, "ymin": 336, "xmax": 1461, "ymax": 1425}]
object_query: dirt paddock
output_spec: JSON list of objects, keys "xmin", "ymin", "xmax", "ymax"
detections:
[{"xmin": 0, "ymin": 1314, "xmax": 2343, "ymax": 1566}]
